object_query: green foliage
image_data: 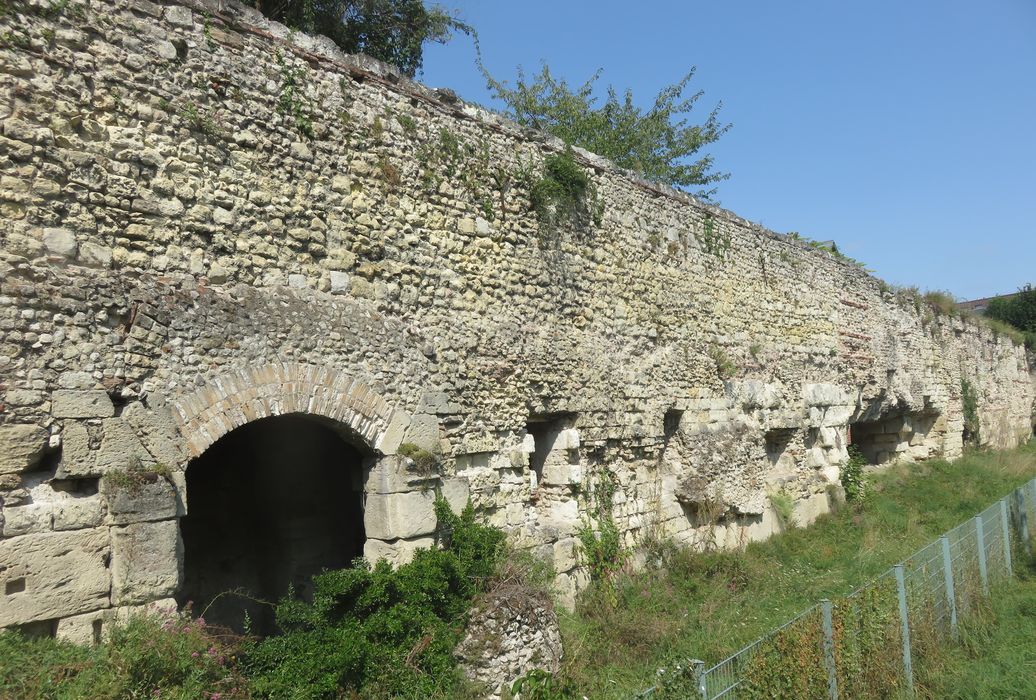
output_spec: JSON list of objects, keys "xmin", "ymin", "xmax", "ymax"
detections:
[
  {"xmin": 786, "ymin": 231, "xmax": 868, "ymax": 269},
  {"xmin": 245, "ymin": 498, "xmax": 505, "ymax": 698},
  {"xmin": 529, "ymin": 149, "xmax": 602, "ymax": 238},
  {"xmin": 397, "ymin": 441, "xmax": 440, "ymax": 473},
  {"xmin": 509, "ymin": 668, "xmax": 577, "ymax": 700},
  {"xmin": 257, "ymin": 0, "xmax": 466, "ymax": 77},
  {"xmin": 178, "ymin": 101, "xmax": 226, "ymax": 139},
  {"xmin": 695, "ymin": 213, "xmax": 731, "ymax": 256},
  {"xmin": 984, "ymin": 284, "xmax": 1036, "ymax": 347},
  {"xmin": 769, "ymin": 489, "xmax": 796, "ymax": 529},
  {"xmin": 708, "ymin": 345, "xmax": 737, "ymax": 380},
  {"xmin": 961, "ymin": 377, "xmax": 981, "ymax": 446},
  {"xmin": 560, "ymin": 442, "xmax": 1036, "ymax": 697},
  {"xmin": 0, "ymin": 609, "xmax": 248, "ymax": 698},
  {"xmin": 276, "ymin": 53, "xmax": 314, "ymax": 137},
  {"xmin": 842, "ymin": 444, "xmax": 867, "ymax": 502},
  {"xmin": 576, "ymin": 470, "xmax": 628, "ymax": 596},
  {"xmin": 483, "ymin": 64, "xmax": 730, "ymax": 198},
  {"xmin": 104, "ymin": 461, "xmax": 173, "ymax": 494}
]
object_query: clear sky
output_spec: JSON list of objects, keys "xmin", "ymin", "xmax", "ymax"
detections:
[{"xmin": 419, "ymin": 1, "xmax": 1035, "ymax": 300}]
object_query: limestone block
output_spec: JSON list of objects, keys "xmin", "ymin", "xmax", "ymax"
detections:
[
  {"xmin": 122, "ymin": 402, "xmax": 186, "ymax": 467},
  {"xmin": 56, "ymin": 608, "xmax": 113, "ymax": 645},
  {"xmin": 113, "ymin": 597, "xmax": 178, "ymax": 624},
  {"xmin": 400, "ymin": 413, "xmax": 440, "ymax": 452},
  {"xmin": 0, "ymin": 423, "xmax": 47, "ymax": 475},
  {"xmin": 552, "ymin": 537, "xmax": 579, "ymax": 573},
  {"xmin": 78, "ymin": 242, "xmax": 112, "ymax": 268},
  {"xmin": 42, "ymin": 227, "xmax": 77, "ymax": 258},
  {"xmin": 56, "ymin": 422, "xmax": 95, "ymax": 477},
  {"xmin": 542, "ymin": 460, "xmax": 582, "ymax": 486},
  {"xmin": 803, "ymin": 383, "xmax": 847, "ymax": 407},
  {"xmin": 104, "ymin": 476, "xmax": 178, "ymax": 525},
  {"xmin": 52, "ymin": 495, "xmax": 105, "ymax": 530},
  {"xmin": 365, "ymin": 456, "xmax": 434, "ymax": 495},
  {"xmin": 110, "ymin": 520, "xmax": 182, "ymax": 606},
  {"xmin": 554, "ymin": 567, "xmax": 590, "ymax": 611},
  {"xmin": 441, "ymin": 477, "xmax": 470, "ymax": 513},
  {"xmin": 170, "ymin": 470, "xmax": 188, "ymax": 516},
  {"xmin": 376, "ymin": 410, "xmax": 409, "ymax": 455},
  {"xmin": 555, "ymin": 428, "xmax": 580, "ymax": 451},
  {"xmin": 52, "ymin": 390, "xmax": 114, "ymax": 419},
  {"xmin": 94, "ymin": 418, "xmax": 150, "ymax": 473},
  {"xmin": 164, "ymin": 5, "xmax": 193, "ymax": 26},
  {"xmin": 0, "ymin": 528, "xmax": 111, "ymax": 627},
  {"xmin": 520, "ymin": 433, "xmax": 536, "ymax": 453},
  {"xmin": 364, "ymin": 490, "xmax": 437, "ymax": 540},
  {"xmin": 363, "ymin": 536, "xmax": 434, "ymax": 566},
  {"xmin": 817, "ymin": 426, "xmax": 839, "ymax": 449},
  {"xmin": 2, "ymin": 502, "xmax": 55, "ymax": 537},
  {"xmin": 329, "ymin": 270, "xmax": 351, "ymax": 294}
]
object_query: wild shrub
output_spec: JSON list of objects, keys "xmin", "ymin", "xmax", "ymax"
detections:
[
  {"xmin": 0, "ymin": 609, "xmax": 249, "ymax": 699},
  {"xmin": 842, "ymin": 444, "xmax": 868, "ymax": 502},
  {"xmin": 244, "ymin": 498, "xmax": 505, "ymax": 698}
]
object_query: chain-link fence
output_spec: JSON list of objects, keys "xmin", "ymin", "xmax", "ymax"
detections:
[{"xmin": 638, "ymin": 476, "xmax": 1036, "ymax": 699}]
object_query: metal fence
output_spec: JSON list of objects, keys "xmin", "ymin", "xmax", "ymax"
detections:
[{"xmin": 638, "ymin": 475, "xmax": 1036, "ymax": 699}]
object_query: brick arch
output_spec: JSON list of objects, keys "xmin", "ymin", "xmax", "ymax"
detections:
[{"xmin": 172, "ymin": 363, "xmax": 409, "ymax": 459}]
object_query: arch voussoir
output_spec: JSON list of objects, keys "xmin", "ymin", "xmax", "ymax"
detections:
[{"xmin": 174, "ymin": 363, "xmax": 407, "ymax": 459}]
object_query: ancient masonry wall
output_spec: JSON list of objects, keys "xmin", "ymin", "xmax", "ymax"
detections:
[{"xmin": 0, "ymin": 0, "xmax": 1033, "ymax": 635}]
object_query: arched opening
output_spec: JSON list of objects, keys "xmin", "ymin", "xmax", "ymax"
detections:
[{"xmin": 177, "ymin": 414, "xmax": 369, "ymax": 635}]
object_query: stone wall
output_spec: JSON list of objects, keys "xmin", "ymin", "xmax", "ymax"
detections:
[{"xmin": 1, "ymin": 0, "xmax": 1033, "ymax": 634}]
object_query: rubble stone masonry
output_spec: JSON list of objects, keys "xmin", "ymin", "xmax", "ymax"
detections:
[{"xmin": 1, "ymin": 0, "xmax": 1033, "ymax": 634}]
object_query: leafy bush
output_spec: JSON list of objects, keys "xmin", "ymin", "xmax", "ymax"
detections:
[
  {"xmin": 0, "ymin": 609, "xmax": 249, "ymax": 699},
  {"xmin": 244, "ymin": 498, "xmax": 505, "ymax": 698},
  {"xmin": 842, "ymin": 444, "xmax": 868, "ymax": 502},
  {"xmin": 483, "ymin": 63, "xmax": 730, "ymax": 198},
  {"xmin": 397, "ymin": 442, "xmax": 440, "ymax": 473},
  {"xmin": 529, "ymin": 149, "xmax": 602, "ymax": 237},
  {"xmin": 961, "ymin": 378, "xmax": 981, "ymax": 446}
]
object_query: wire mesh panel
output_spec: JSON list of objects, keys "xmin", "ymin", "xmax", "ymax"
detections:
[
  {"xmin": 700, "ymin": 605, "xmax": 825, "ymax": 700},
  {"xmin": 832, "ymin": 572, "xmax": 906, "ymax": 698},
  {"xmin": 635, "ymin": 477, "xmax": 1036, "ymax": 699}
]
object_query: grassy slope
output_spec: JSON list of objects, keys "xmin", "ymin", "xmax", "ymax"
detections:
[
  {"xmin": 560, "ymin": 442, "xmax": 1036, "ymax": 698},
  {"xmin": 916, "ymin": 566, "xmax": 1036, "ymax": 700}
]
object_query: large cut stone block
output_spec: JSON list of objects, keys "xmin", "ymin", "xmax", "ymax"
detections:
[
  {"xmin": 57, "ymin": 422, "xmax": 95, "ymax": 477},
  {"xmin": 110, "ymin": 520, "xmax": 182, "ymax": 606},
  {"xmin": 52, "ymin": 390, "xmax": 115, "ymax": 419},
  {"xmin": 104, "ymin": 476, "xmax": 178, "ymax": 525},
  {"xmin": 365, "ymin": 456, "xmax": 436, "ymax": 494},
  {"xmin": 0, "ymin": 528, "xmax": 111, "ymax": 627},
  {"xmin": 363, "ymin": 536, "xmax": 434, "ymax": 566},
  {"xmin": 0, "ymin": 424, "xmax": 47, "ymax": 475},
  {"xmin": 95, "ymin": 418, "xmax": 151, "ymax": 473},
  {"xmin": 364, "ymin": 491, "xmax": 437, "ymax": 540}
]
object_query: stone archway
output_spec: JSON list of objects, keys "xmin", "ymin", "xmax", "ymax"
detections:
[
  {"xmin": 168, "ymin": 364, "xmax": 414, "ymax": 633},
  {"xmin": 172, "ymin": 363, "xmax": 410, "ymax": 460}
]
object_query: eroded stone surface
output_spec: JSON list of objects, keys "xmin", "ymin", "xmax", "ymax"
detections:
[
  {"xmin": 0, "ymin": 528, "xmax": 110, "ymax": 627},
  {"xmin": 0, "ymin": 0, "xmax": 1032, "ymax": 641}
]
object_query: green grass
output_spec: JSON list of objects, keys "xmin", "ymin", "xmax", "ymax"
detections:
[
  {"xmin": 559, "ymin": 442, "xmax": 1036, "ymax": 698},
  {"xmin": 914, "ymin": 563, "xmax": 1036, "ymax": 700}
]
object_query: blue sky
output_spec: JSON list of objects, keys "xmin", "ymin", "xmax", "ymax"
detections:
[{"xmin": 420, "ymin": 1, "xmax": 1035, "ymax": 300}]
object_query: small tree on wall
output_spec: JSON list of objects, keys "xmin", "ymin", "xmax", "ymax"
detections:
[
  {"xmin": 482, "ymin": 63, "xmax": 731, "ymax": 199},
  {"xmin": 255, "ymin": 0, "xmax": 467, "ymax": 76}
]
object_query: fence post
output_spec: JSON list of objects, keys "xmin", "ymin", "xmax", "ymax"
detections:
[
  {"xmin": 940, "ymin": 536, "xmax": 958, "ymax": 639},
  {"xmin": 692, "ymin": 659, "xmax": 707, "ymax": 700},
  {"xmin": 975, "ymin": 516, "xmax": 989, "ymax": 597},
  {"xmin": 894, "ymin": 565, "xmax": 914, "ymax": 695},
  {"xmin": 821, "ymin": 599, "xmax": 838, "ymax": 700},
  {"xmin": 1000, "ymin": 498, "xmax": 1013, "ymax": 576},
  {"xmin": 1015, "ymin": 488, "xmax": 1032, "ymax": 561}
]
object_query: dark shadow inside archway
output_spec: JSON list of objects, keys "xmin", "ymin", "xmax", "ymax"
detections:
[{"xmin": 178, "ymin": 414, "xmax": 368, "ymax": 635}]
